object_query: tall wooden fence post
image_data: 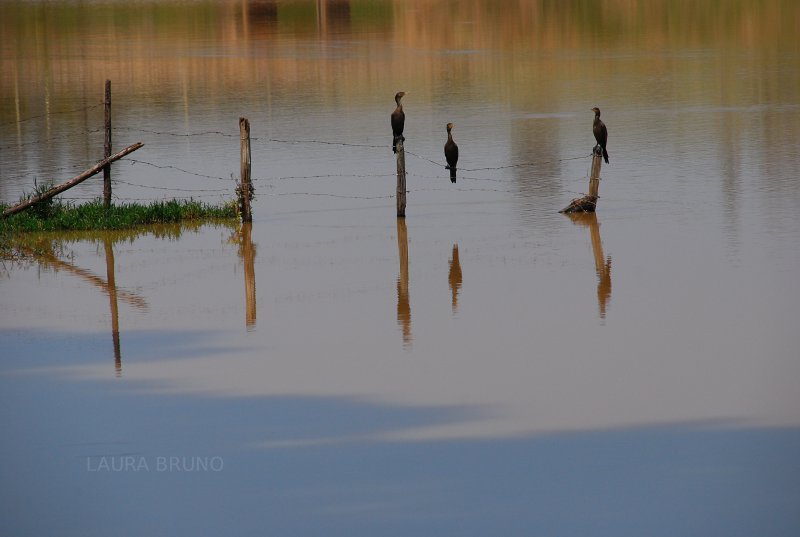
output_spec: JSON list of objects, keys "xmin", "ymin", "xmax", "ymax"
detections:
[
  {"xmin": 103, "ymin": 80, "xmax": 112, "ymax": 208},
  {"xmin": 239, "ymin": 117, "xmax": 253, "ymax": 223},
  {"xmin": 396, "ymin": 139, "xmax": 407, "ymax": 217}
]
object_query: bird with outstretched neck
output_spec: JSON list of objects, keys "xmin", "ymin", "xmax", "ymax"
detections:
[
  {"xmin": 391, "ymin": 92, "xmax": 406, "ymax": 153},
  {"xmin": 591, "ymin": 107, "xmax": 609, "ymax": 164},
  {"xmin": 444, "ymin": 122, "xmax": 459, "ymax": 183}
]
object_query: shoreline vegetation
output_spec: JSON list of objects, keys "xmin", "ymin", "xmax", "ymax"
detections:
[{"xmin": 0, "ymin": 198, "xmax": 238, "ymax": 257}]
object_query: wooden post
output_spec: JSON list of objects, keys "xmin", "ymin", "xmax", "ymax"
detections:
[
  {"xmin": 396, "ymin": 139, "xmax": 407, "ymax": 217},
  {"xmin": 103, "ymin": 80, "xmax": 112, "ymax": 208},
  {"xmin": 2, "ymin": 142, "xmax": 144, "ymax": 218},
  {"xmin": 559, "ymin": 147, "xmax": 602, "ymax": 213},
  {"xmin": 588, "ymin": 145, "xmax": 602, "ymax": 199},
  {"xmin": 239, "ymin": 117, "xmax": 253, "ymax": 223}
]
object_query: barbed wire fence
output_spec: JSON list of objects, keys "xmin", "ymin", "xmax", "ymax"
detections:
[{"xmin": 2, "ymin": 95, "xmax": 597, "ymax": 209}]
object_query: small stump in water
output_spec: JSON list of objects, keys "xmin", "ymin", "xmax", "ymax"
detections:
[{"xmin": 560, "ymin": 195, "xmax": 597, "ymax": 213}]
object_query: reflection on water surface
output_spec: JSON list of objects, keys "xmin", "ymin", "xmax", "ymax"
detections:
[{"xmin": 1, "ymin": 1, "xmax": 800, "ymax": 535}]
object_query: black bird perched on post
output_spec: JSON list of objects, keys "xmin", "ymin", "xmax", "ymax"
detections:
[
  {"xmin": 591, "ymin": 107, "xmax": 609, "ymax": 164},
  {"xmin": 444, "ymin": 122, "xmax": 459, "ymax": 183},
  {"xmin": 391, "ymin": 91, "xmax": 406, "ymax": 153}
]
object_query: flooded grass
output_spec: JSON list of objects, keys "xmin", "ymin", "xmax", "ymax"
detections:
[
  {"xmin": 1, "ymin": 198, "xmax": 237, "ymax": 233},
  {"xmin": 0, "ymin": 198, "xmax": 238, "ymax": 257}
]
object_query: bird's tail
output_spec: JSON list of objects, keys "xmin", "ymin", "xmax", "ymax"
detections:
[
  {"xmin": 602, "ymin": 148, "xmax": 609, "ymax": 164},
  {"xmin": 449, "ymin": 166, "xmax": 457, "ymax": 183}
]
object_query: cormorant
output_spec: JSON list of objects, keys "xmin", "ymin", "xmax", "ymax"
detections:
[
  {"xmin": 444, "ymin": 122, "xmax": 459, "ymax": 183},
  {"xmin": 391, "ymin": 92, "xmax": 406, "ymax": 153},
  {"xmin": 591, "ymin": 107, "xmax": 609, "ymax": 164}
]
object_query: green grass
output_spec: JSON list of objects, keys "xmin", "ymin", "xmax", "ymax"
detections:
[{"xmin": 1, "ymin": 198, "xmax": 238, "ymax": 238}]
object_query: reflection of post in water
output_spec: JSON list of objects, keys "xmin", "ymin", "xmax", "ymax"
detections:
[
  {"xmin": 18, "ymin": 238, "xmax": 149, "ymax": 377},
  {"xmin": 396, "ymin": 218, "xmax": 411, "ymax": 346},
  {"xmin": 566, "ymin": 213, "xmax": 612, "ymax": 318},
  {"xmin": 448, "ymin": 244, "xmax": 463, "ymax": 315},
  {"xmin": 238, "ymin": 223, "xmax": 257, "ymax": 330},
  {"xmin": 103, "ymin": 238, "xmax": 122, "ymax": 376}
]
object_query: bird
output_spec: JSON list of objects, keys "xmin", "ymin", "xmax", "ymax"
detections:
[
  {"xmin": 591, "ymin": 107, "xmax": 609, "ymax": 164},
  {"xmin": 444, "ymin": 122, "xmax": 459, "ymax": 183},
  {"xmin": 391, "ymin": 92, "xmax": 406, "ymax": 153}
]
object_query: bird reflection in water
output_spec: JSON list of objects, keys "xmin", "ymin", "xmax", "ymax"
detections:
[
  {"xmin": 448, "ymin": 244, "xmax": 462, "ymax": 314},
  {"xmin": 396, "ymin": 218, "xmax": 411, "ymax": 346},
  {"xmin": 566, "ymin": 212, "xmax": 612, "ymax": 319}
]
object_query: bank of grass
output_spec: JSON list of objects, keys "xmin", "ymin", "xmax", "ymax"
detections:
[{"xmin": 1, "ymin": 198, "xmax": 238, "ymax": 237}]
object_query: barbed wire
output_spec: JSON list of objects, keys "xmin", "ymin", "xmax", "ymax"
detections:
[
  {"xmin": 254, "ymin": 137, "xmax": 385, "ymax": 149},
  {"xmin": 113, "ymin": 126, "xmax": 238, "ymax": 138},
  {"xmin": 123, "ymin": 159, "xmax": 234, "ymax": 182},
  {"xmin": 404, "ymin": 149, "xmax": 591, "ymax": 171},
  {"xmin": 112, "ymin": 178, "xmax": 230, "ymax": 193},
  {"xmin": 0, "ymin": 102, "xmax": 104, "ymax": 127}
]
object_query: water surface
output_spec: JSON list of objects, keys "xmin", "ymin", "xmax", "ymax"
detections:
[{"xmin": 2, "ymin": 1, "xmax": 800, "ymax": 535}]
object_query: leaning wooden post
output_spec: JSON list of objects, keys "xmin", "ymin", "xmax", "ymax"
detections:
[
  {"xmin": 103, "ymin": 80, "xmax": 112, "ymax": 208},
  {"xmin": 2, "ymin": 142, "xmax": 144, "ymax": 217},
  {"xmin": 396, "ymin": 139, "xmax": 407, "ymax": 217},
  {"xmin": 239, "ymin": 117, "xmax": 253, "ymax": 223}
]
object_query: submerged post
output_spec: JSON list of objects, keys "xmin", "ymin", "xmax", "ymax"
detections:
[
  {"xmin": 239, "ymin": 117, "xmax": 253, "ymax": 223},
  {"xmin": 396, "ymin": 139, "xmax": 407, "ymax": 217},
  {"xmin": 103, "ymin": 80, "xmax": 112, "ymax": 208}
]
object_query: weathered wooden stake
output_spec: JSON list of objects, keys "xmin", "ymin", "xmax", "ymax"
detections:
[
  {"xmin": 396, "ymin": 139, "xmax": 407, "ymax": 217},
  {"xmin": 239, "ymin": 117, "xmax": 253, "ymax": 223},
  {"xmin": 588, "ymin": 145, "xmax": 602, "ymax": 199},
  {"xmin": 2, "ymin": 142, "xmax": 144, "ymax": 218},
  {"xmin": 103, "ymin": 80, "xmax": 112, "ymax": 208}
]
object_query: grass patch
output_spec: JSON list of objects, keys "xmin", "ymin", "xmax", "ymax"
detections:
[{"xmin": 1, "ymin": 198, "xmax": 238, "ymax": 252}]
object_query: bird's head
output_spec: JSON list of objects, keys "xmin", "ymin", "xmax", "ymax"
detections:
[
  {"xmin": 395, "ymin": 91, "xmax": 406, "ymax": 104},
  {"xmin": 591, "ymin": 107, "xmax": 601, "ymax": 116},
  {"xmin": 446, "ymin": 122, "xmax": 454, "ymax": 132}
]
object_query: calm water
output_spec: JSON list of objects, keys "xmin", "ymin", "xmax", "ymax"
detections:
[{"xmin": 2, "ymin": 1, "xmax": 800, "ymax": 535}]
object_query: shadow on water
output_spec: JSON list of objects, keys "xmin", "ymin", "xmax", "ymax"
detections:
[{"xmin": 565, "ymin": 212, "xmax": 612, "ymax": 319}]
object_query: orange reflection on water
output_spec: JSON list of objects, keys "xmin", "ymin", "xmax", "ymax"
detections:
[
  {"xmin": 566, "ymin": 212, "xmax": 612, "ymax": 319},
  {"xmin": 448, "ymin": 244, "xmax": 462, "ymax": 315},
  {"xmin": 395, "ymin": 217, "xmax": 410, "ymax": 347}
]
